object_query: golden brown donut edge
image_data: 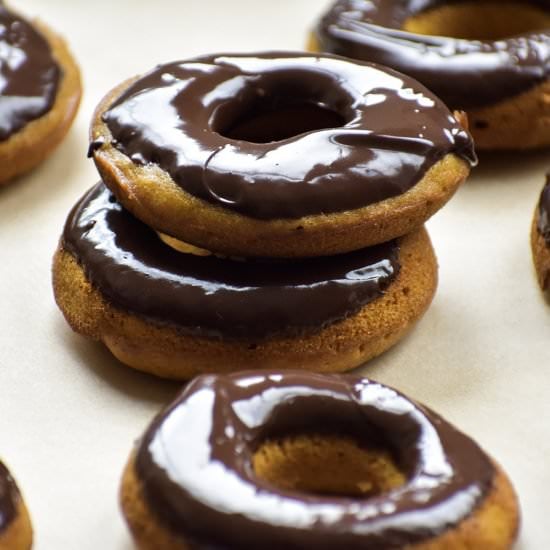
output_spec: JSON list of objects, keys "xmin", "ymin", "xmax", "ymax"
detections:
[{"xmin": 52, "ymin": 227, "xmax": 437, "ymax": 381}]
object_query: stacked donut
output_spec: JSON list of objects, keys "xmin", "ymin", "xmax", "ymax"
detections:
[{"xmin": 52, "ymin": 52, "xmax": 475, "ymax": 380}]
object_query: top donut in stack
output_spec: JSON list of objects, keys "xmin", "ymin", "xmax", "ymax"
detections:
[
  {"xmin": 90, "ymin": 52, "xmax": 474, "ymax": 258},
  {"xmin": 54, "ymin": 52, "xmax": 474, "ymax": 380}
]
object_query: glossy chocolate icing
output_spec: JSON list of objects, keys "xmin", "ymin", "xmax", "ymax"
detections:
[
  {"xmin": 101, "ymin": 52, "xmax": 474, "ymax": 220},
  {"xmin": 62, "ymin": 183, "xmax": 400, "ymax": 340},
  {"xmin": 135, "ymin": 371, "xmax": 495, "ymax": 549},
  {"xmin": 0, "ymin": 461, "xmax": 18, "ymax": 533},
  {"xmin": 316, "ymin": 0, "xmax": 550, "ymax": 110},
  {"xmin": 0, "ymin": 3, "xmax": 60, "ymax": 140},
  {"xmin": 537, "ymin": 174, "xmax": 550, "ymax": 244}
]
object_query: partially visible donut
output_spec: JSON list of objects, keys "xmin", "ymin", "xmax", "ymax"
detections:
[
  {"xmin": 313, "ymin": 0, "xmax": 550, "ymax": 150},
  {"xmin": 120, "ymin": 371, "xmax": 520, "ymax": 549},
  {"xmin": 52, "ymin": 182, "xmax": 437, "ymax": 380},
  {"xmin": 0, "ymin": 460, "xmax": 32, "ymax": 550},
  {"xmin": 531, "ymin": 174, "xmax": 550, "ymax": 292},
  {"xmin": 0, "ymin": 3, "xmax": 81, "ymax": 184},
  {"xmin": 90, "ymin": 52, "xmax": 474, "ymax": 258}
]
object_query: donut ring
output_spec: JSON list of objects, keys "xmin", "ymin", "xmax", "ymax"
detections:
[
  {"xmin": 0, "ymin": 3, "xmax": 81, "ymax": 184},
  {"xmin": 312, "ymin": 0, "xmax": 550, "ymax": 150},
  {"xmin": 0, "ymin": 460, "xmax": 32, "ymax": 550},
  {"xmin": 52, "ymin": 183, "xmax": 437, "ymax": 380},
  {"xmin": 120, "ymin": 371, "xmax": 520, "ymax": 549},
  {"xmin": 531, "ymin": 174, "xmax": 550, "ymax": 292},
  {"xmin": 90, "ymin": 52, "xmax": 474, "ymax": 258}
]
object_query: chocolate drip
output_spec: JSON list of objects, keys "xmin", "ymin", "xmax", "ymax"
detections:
[
  {"xmin": 135, "ymin": 371, "xmax": 495, "ymax": 549},
  {"xmin": 316, "ymin": 0, "xmax": 550, "ymax": 110},
  {"xmin": 62, "ymin": 183, "xmax": 400, "ymax": 340},
  {"xmin": 0, "ymin": 461, "xmax": 18, "ymax": 533},
  {"xmin": 537, "ymin": 174, "xmax": 550, "ymax": 243},
  {"xmin": 0, "ymin": 4, "xmax": 60, "ymax": 140},
  {"xmin": 101, "ymin": 52, "xmax": 474, "ymax": 220}
]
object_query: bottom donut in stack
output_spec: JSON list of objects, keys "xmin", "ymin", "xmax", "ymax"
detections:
[
  {"xmin": 120, "ymin": 370, "xmax": 520, "ymax": 549},
  {"xmin": 52, "ymin": 182, "xmax": 438, "ymax": 380}
]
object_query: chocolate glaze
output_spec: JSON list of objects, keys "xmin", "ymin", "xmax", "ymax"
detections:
[
  {"xmin": 0, "ymin": 3, "xmax": 60, "ymax": 141},
  {"xmin": 62, "ymin": 183, "xmax": 400, "ymax": 340},
  {"xmin": 316, "ymin": 0, "xmax": 550, "ymax": 110},
  {"xmin": 100, "ymin": 52, "xmax": 474, "ymax": 220},
  {"xmin": 135, "ymin": 371, "xmax": 495, "ymax": 549},
  {"xmin": 0, "ymin": 461, "xmax": 18, "ymax": 533},
  {"xmin": 537, "ymin": 174, "xmax": 550, "ymax": 244}
]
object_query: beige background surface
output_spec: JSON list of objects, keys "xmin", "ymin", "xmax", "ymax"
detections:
[{"xmin": 0, "ymin": 0, "xmax": 548, "ymax": 548}]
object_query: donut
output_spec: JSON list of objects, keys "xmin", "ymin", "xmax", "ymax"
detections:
[
  {"xmin": 312, "ymin": 0, "xmax": 550, "ymax": 150},
  {"xmin": 89, "ymin": 52, "xmax": 474, "ymax": 258},
  {"xmin": 52, "ymin": 182, "xmax": 437, "ymax": 380},
  {"xmin": 120, "ymin": 370, "xmax": 520, "ymax": 549},
  {"xmin": 0, "ymin": 3, "xmax": 81, "ymax": 184},
  {"xmin": 531, "ymin": 174, "xmax": 550, "ymax": 292},
  {"xmin": 0, "ymin": 460, "xmax": 32, "ymax": 550}
]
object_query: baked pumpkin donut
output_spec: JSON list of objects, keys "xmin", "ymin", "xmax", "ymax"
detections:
[
  {"xmin": 0, "ymin": 3, "xmax": 81, "ymax": 184},
  {"xmin": 52, "ymin": 182, "xmax": 437, "ymax": 380},
  {"xmin": 312, "ymin": 0, "xmax": 550, "ymax": 150},
  {"xmin": 0, "ymin": 460, "xmax": 32, "ymax": 550},
  {"xmin": 120, "ymin": 371, "xmax": 520, "ymax": 549},
  {"xmin": 90, "ymin": 52, "xmax": 474, "ymax": 258},
  {"xmin": 531, "ymin": 174, "xmax": 550, "ymax": 292}
]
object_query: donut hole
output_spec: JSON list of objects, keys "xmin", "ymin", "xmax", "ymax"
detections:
[
  {"xmin": 403, "ymin": 2, "xmax": 550, "ymax": 40},
  {"xmin": 252, "ymin": 434, "xmax": 405, "ymax": 498},
  {"xmin": 219, "ymin": 100, "xmax": 346, "ymax": 143}
]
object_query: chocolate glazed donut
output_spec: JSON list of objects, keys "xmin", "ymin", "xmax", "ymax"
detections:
[
  {"xmin": 0, "ymin": 2, "xmax": 81, "ymax": 184},
  {"xmin": 91, "ymin": 52, "xmax": 474, "ymax": 257},
  {"xmin": 53, "ymin": 182, "xmax": 438, "ymax": 379},
  {"xmin": 0, "ymin": 3, "xmax": 60, "ymax": 140},
  {"xmin": 100, "ymin": 53, "xmax": 473, "ymax": 220},
  {"xmin": 120, "ymin": 371, "xmax": 520, "ymax": 549},
  {"xmin": 314, "ymin": 0, "xmax": 550, "ymax": 149}
]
